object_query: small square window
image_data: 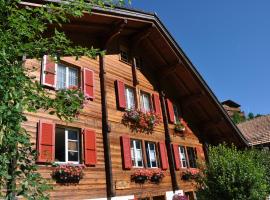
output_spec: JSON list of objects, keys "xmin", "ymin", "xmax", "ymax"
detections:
[
  {"xmin": 56, "ymin": 64, "xmax": 79, "ymax": 90},
  {"xmin": 55, "ymin": 127, "xmax": 80, "ymax": 164},
  {"xmin": 120, "ymin": 49, "xmax": 129, "ymax": 63}
]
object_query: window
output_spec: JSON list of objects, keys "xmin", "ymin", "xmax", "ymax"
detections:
[
  {"xmin": 125, "ymin": 86, "xmax": 135, "ymax": 109},
  {"xmin": 55, "ymin": 127, "xmax": 80, "ymax": 164},
  {"xmin": 56, "ymin": 64, "xmax": 79, "ymax": 90},
  {"xmin": 140, "ymin": 91, "xmax": 151, "ymax": 112},
  {"xmin": 135, "ymin": 57, "xmax": 143, "ymax": 69},
  {"xmin": 179, "ymin": 146, "xmax": 188, "ymax": 168},
  {"xmin": 145, "ymin": 141, "xmax": 158, "ymax": 168},
  {"xmin": 130, "ymin": 139, "xmax": 143, "ymax": 167},
  {"xmin": 187, "ymin": 147, "xmax": 197, "ymax": 168},
  {"xmin": 120, "ymin": 49, "xmax": 129, "ymax": 63},
  {"xmin": 173, "ymin": 104, "xmax": 180, "ymax": 123}
]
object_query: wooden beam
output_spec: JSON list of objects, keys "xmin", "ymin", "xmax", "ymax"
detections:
[
  {"xmin": 131, "ymin": 23, "xmax": 155, "ymax": 50},
  {"xmin": 103, "ymin": 19, "xmax": 128, "ymax": 49}
]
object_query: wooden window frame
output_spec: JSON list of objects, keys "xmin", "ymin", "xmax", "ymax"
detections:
[
  {"xmin": 179, "ymin": 145, "xmax": 188, "ymax": 168},
  {"xmin": 173, "ymin": 103, "xmax": 180, "ymax": 123},
  {"xmin": 130, "ymin": 139, "xmax": 144, "ymax": 168},
  {"xmin": 55, "ymin": 127, "xmax": 81, "ymax": 165},
  {"xmin": 124, "ymin": 85, "xmax": 136, "ymax": 110},
  {"xmin": 140, "ymin": 90, "xmax": 153, "ymax": 113},
  {"xmin": 145, "ymin": 141, "xmax": 158, "ymax": 168},
  {"xmin": 56, "ymin": 63, "xmax": 80, "ymax": 90}
]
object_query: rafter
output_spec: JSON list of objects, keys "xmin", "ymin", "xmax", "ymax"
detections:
[{"xmin": 131, "ymin": 23, "xmax": 155, "ymax": 50}]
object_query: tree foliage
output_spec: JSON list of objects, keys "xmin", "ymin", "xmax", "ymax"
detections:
[
  {"xmin": 0, "ymin": 0, "xmax": 126, "ymax": 199},
  {"xmin": 196, "ymin": 144, "xmax": 269, "ymax": 200}
]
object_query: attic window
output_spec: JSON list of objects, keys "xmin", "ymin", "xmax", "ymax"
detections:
[
  {"xmin": 135, "ymin": 57, "xmax": 142, "ymax": 69},
  {"xmin": 120, "ymin": 47, "xmax": 129, "ymax": 63}
]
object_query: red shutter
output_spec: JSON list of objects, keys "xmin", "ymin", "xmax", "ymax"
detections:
[
  {"xmin": 172, "ymin": 144, "xmax": 181, "ymax": 170},
  {"xmin": 37, "ymin": 120, "xmax": 55, "ymax": 163},
  {"xmin": 121, "ymin": 135, "xmax": 132, "ymax": 169},
  {"xmin": 196, "ymin": 146, "xmax": 205, "ymax": 160},
  {"xmin": 83, "ymin": 129, "xmax": 97, "ymax": 166},
  {"xmin": 152, "ymin": 94, "xmax": 162, "ymax": 116},
  {"xmin": 41, "ymin": 55, "xmax": 56, "ymax": 88},
  {"xmin": 166, "ymin": 99, "xmax": 175, "ymax": 123},
  {"xmin": 159, "ymin": 141, "xmax": 168, "ymax": 170},
  {"xmin": 83, "ymin": 68, "xmax": 94, "ymax": 99},
  {"xmin": 115, "ymin": 80, "xmax": 126, "ymax": 110}
]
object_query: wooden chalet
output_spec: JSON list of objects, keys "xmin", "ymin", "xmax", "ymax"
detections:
[{"xmin": 21, "ymin": 1, "xmax": 249, "ymax": 200}]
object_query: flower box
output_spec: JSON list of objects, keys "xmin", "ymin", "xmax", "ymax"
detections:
[
  {"xmin": 131, "ymin": 169, "xmax": 165, "ymax": 184},
  {"xmin": 174, "ymin": 118, "xmax": 187, "ymax": 134},
  {"xmin": 172, "ymin": 194, "xmax": 189, "ymax": 200},
  {"xmin": 122, "ymin": 109, "xmax": 161, "ymax": 134},
  {"xmin": 51, "ymin": 164, "xmax": 85, "ymax": 184},
  {"xmin": 181, "ymin": 168, "xmax": 199, "ymax": 181}
]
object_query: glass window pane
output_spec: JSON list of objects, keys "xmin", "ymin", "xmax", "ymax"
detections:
[
  {"xmin": 135, "ymin": 140, "xmax": 141, "ymax": 149},
  {"xmin": 137, "ymin": 160, "xmax": 143, "ymax": 167},
  {"xmin": 55, "ymin": 128, "xmax": 66, "ymax": 162},
  {"xmin": 68, "ymin": 130, "xmax": 78, "ymax": 140},
  {"xmin": 140, "ymin": 92, "xmax": 151, "ymax": 112},
  {"xmin": 173, "ymin": 104, "xmax": 179, "ymax": 122},
  {"xmin": 68, "ymin": 67, "xmax": 78, "ymax": 87},
  {"xmin": 125, "ymin": 87, "xmax": 135, "ymax": 109},
  {"xmin": 68, "ymin": 151, "xmax": 79, "ymax": 162},
  {"xmin": 68, "ymin": 141, "xmax": 78, "ymax": 151},
  {"xmin": 56, "ymin": 64, "xmax": 66, "ymax": 89}
]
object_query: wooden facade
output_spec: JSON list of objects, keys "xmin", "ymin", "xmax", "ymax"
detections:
[{"xmin": 21, "ymin": 2, "xmax": 249, "ymax": 200}]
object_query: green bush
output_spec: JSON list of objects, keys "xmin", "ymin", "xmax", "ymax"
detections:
[{"xmin": 196, "ymin": 144, "xmax": 269, "ymax": 200}]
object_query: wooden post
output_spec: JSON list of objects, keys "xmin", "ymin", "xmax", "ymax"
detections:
[
  {"xmin": 131, "ymin": 57, "xmax": 139, "ymax": 86},
  {"xmin": 159, "ymin": 90, "xmax": 179, "ymax": 191},
  {"xmin": 99, "ymin": 54, "xmax": 115, "ymax": 198}
]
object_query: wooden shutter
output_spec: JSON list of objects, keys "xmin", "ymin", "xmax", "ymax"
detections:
[
  {"xmin": 121, "ymin": 135, "xmax": 132, "ymax": 169},
  {"xmin": 115, "ymin": 80, "xmax": 126, "ymax": 110},
  {"xmin": 196, "ymin": 146, "xmax": 205, "ymax": 160},
  {"xmin": 83, "ymin": 129, "xmax": 97, "ymax": 166},
  {"xmin": 83, "ymin": 68, "xmax": 94, "ymax": 99},
  {"xmin": 172, "ymin": 144, "xmax": 181, "ymax": 170},
  {"xmin": 41, "ymin": 55, "xmax": 56, "ymax": 88},
  {"xmin": 159, "ymin": 141, "xmax": 168, "ymax": 170},
  {"xmin": 152, "ymin": 94, "xmax": 162, "ymax": 116},
  {"xmin": 37, "ymin": 120, "xmax": 55, "ymax": 163},
  {"xmin": 166, "ymin": 99, "xmax": 175, "ymax": 123}
]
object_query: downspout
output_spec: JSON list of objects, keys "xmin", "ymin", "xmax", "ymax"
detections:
[
  {"xmin": 159, "ymin": 90, "xmax": 179, "ymax": 192},
  {"xmin": 99, "ymin": 54, "xmax": 115, "ymax": 199}
]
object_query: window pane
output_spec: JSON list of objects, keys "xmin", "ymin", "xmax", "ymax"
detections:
[
  {"xmin": 57, "ymin": 64, "xmax": 66, "ymax": 89},
  {"xmin": 68, "ymin": 130, "xmax": 78, "ymax": 140},
  {"xmin": 68, "ymin": 141, "xmax": 78, "ymax": 151},
  {"xmin": 68, "ymin": 67, "xmax": 78, "ymax": 87},
  {"xmin": 187, "ymin": 147, "xmax": 197, "ymax": 168},
  {"xmin": 55, "ymin": 128, "xmax": 65, "ymax": 162},
  {"xmin": 141, "ymin": 92, "xmax": 151, "ymax": 112},
  {"xmin": 125, "ymin": 87, "xmax": 135, "ymax": 109},
  {"xmin": 180, "ymin": 146, "xmax": 187, "ymax": 168},
  {"xmin": 135, "ymin": 140, "xmax": 141, "ymax": 149},
  {"xmin": 173, "ymin": 104, "xmax": 179, "ymax": 123},
  {"xmin": 68, "ymin": 151, "xmax": 79, "ymax": 162}
]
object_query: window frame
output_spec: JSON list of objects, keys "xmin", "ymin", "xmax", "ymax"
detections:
[
  {"xmin": 140, "ymin": 91, "xmax": 152, "ymax": 113},
  {"xmin": 179, "ymin": 146, "xmax": 188, "ymax": 168},
  {"xmin": 186, "ymin": 147, "xmax": 197, "ymax": 168},
  {"xmin": 125, "ymin": 85, "xmax": 136, "ymax": 110},
  {"xmin": 173, "ymin": 103, "xmax": 180, "ymax": 123},
  {"xmin": 56, "ymin": 63, "xmax": 80, "ymax": 90},
  {"xmin": 145, "ymin": 141, "xmax": 158, "ymax": 168},
  {"xmin": 130, "ymin": 139, "xmax": 144, "ymax": 168},
  {"xmin": 55, "ymin": 127, "xmax": 81, "ymax": 164}
]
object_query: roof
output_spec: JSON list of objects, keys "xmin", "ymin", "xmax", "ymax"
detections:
[
  {"xmin": 237, "ymin": 115, "xmax": 270, "ymax": 145},
  {"xmin": 21, "ymin": 1, "xmax": 250, "ymax": 147},
  {"xmin": 222, "ymin": 100, "xmax": 241, "ymax": 108}
]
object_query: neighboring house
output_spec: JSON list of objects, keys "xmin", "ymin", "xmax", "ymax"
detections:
[
  {"xmin": 238, "ymin": 115, "xmax": 270, "ymax": 147},
  {"xmin": 21, "ymin": 1, "xmax": 249, "ymax": 200},
  {"xmin": 222, "ymin": 100, "xmax": 245, "ymax": 118}
]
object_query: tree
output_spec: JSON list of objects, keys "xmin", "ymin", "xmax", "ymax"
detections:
[
  {"xmin": 0, "ymin": 0, "xmax": 125, "ymax": 199},
  {"xmin": 196, "ymin": 144, "xmax": 269, "ymax": 200},
  {"xmin": 247, "ymin": 112, "xmax": 255, "ymax": 120},
  {"xmin": 231, "ymin": 112, "xmax": 245, "ymax": 124}
]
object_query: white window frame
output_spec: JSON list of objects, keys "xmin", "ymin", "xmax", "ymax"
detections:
[
  {"xmin": 140, "ymin": 91, "xmax": 151, "ymax": 113},
  {"xmin": 146, "ymin": 142, "xmax": 158, "ymax": 168},
  {"xmin": 125, "ymin": 86, "xmax": 135, "ymax": 110},
  {"xmin": 55, "ymin": 127, "xmax": 80, "ymax": 164},
  {"xmin": 130, "ymin": 139, "xmax": 143, "ymax": 168},
  {"xmin": 179, "ymin": 146, "xmax": 188, "ymax": 168},
  {"xmin": 56, "ymin": 63, "xmax": 79, "ymax": 90}
]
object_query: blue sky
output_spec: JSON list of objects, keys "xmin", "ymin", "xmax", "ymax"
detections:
[{"xmin": 132, "ymin": 0, "xmax": 270, "ymax": 115}]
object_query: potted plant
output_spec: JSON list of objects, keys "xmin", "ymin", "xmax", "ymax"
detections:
[
  {"xmin": 181, "ymin": 168, "xmax": 199, "ymax": 181},
  {"xmin": 174, "ymin": 118, "xmax": 188, "ymax": 133},
  {"xmin": 131, "ymin": 169, "xmax": 152, "ymax": 184},
  {"xmin": 150, "ymin": 169, "xmax": 165, "ymax": 184},
  {"xmin": 51, "ymin": 163, "xmax": 85, "ymax": 184},
  {"xmin": 122, "ymin": 109, "xmax": 161, "ymax": 134}
]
